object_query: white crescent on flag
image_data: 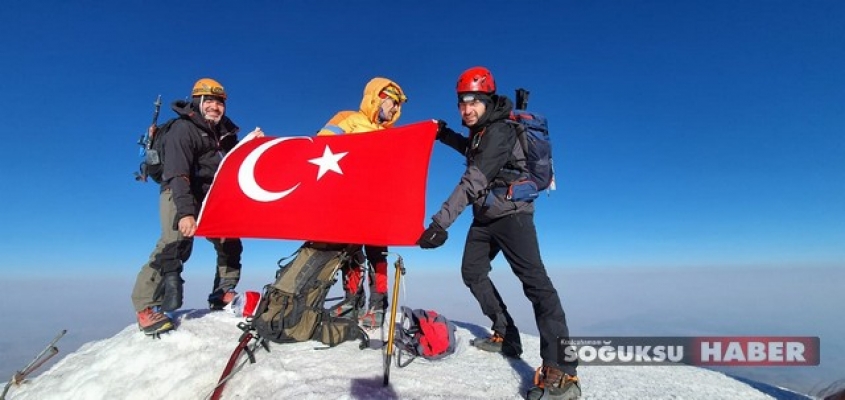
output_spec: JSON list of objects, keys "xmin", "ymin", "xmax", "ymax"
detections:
[{"xmin": 237, "ymin": 136, "xmax": 309, "ymax": 202}]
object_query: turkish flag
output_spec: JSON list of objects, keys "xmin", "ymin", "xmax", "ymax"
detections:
[{"xmin": 195, "ymin": 120, "xmax": 437, "ymax": 246}]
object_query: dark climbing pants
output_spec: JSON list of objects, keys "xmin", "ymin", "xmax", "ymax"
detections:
[{"xmin": 461, "ymin": 212, "xmax": 577, "ymax": 375}]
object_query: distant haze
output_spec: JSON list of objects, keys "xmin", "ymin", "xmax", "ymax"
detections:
[{"xmin": 3, "ymin": 265, "xmax": 841, "ymax": 395}]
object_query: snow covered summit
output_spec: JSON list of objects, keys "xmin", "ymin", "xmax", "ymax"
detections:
[{"xmin": 5, "ymin": 309, "xmax": 805, "ymax": 400}]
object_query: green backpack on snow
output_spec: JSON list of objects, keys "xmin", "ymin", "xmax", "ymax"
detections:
[{"xmin": 251, "ymin": 242, "xmax": 367, "ymax": 347}]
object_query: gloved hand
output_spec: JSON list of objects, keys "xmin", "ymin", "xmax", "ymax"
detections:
[
  {"xmin": 418, "ymin": 222, "xmax": 448, "ymax": 249},
  {"xmin": 435, "ymin": 119, "xmax": 450, "ymax": 141}
]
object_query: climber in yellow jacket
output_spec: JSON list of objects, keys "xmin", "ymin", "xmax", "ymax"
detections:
[{"xmin": 317, "ymin": 77, "xmax": 407, "ymax": 328}]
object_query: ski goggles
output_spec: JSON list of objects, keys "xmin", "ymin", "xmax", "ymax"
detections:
[
  {"xmin": 458, "ymin": 92, "xmax": 491, "ymax": 105},
  {"xmin": 192, "ymin": 84, "xmax": 227, "ymax": 98},
  {"xmin": 380, "ymin": 86, "xmax": 407, "ymax": 105}
]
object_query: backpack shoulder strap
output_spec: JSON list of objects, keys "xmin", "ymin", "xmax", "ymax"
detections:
[
  {"xmin": 150, "ymin": 117, "xmax": 178, "ymax": 142},
  {"xmin": 507, "ymin": 112, "xmax": 529, "ymax": 149},
  {"xmin": 499, "ymin": 115, "xmax": 529, "ymax": 177}
]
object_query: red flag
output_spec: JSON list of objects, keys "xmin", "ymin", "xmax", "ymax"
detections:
[{"xmin": 195, "ymin": 120, "xmax": 437, "ymax": 246}]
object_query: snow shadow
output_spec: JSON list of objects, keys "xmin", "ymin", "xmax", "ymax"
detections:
[{"xmin": 349, "ymin": 376, "xmax": 400, "ymax": 399}]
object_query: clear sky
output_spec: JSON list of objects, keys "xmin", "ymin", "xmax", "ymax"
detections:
[{"xmin": 0, "ymin": 1, "xmax": 842, "ymax": 276}]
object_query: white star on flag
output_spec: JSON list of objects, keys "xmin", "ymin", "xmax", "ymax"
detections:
[{"xmin": 308, "ymin": 145, "xmax": 348, "ymax": 180}]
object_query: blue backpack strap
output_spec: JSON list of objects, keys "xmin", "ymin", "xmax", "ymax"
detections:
[{"xmin": 321, "ymin": 124, "xmax": 345, "ymax": 135}]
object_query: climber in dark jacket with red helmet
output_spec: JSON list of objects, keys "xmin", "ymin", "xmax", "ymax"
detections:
[{"xmin": 418, "ymin": 67, "xmax": 581, "ymax": 400}]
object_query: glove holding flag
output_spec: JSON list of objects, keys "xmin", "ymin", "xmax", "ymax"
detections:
[
  {"xmin": 195, "ymin": 121, "xmax": 438, "ymax": 246},
  {"xmin": 417, "ymin": 222, "xmax": 448, "ymax": 249}
]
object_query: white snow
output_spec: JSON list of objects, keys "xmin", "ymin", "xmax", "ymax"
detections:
[{"xmin": 2, "ymin": 309, "xmax": 797, "ymax": 400}]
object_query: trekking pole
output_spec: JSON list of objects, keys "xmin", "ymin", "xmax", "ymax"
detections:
[
  {"xmin": 382, "ymin": 253, "xmax": 405, "ymax": 386},
  {"xmin": 1, "ymin": 329, "xmax": 66, "ymax": 400}
]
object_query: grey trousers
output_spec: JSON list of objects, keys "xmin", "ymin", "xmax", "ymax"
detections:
[{"xmin": 131, "ymin": 189, "xmax": 242, "ymax": 311}]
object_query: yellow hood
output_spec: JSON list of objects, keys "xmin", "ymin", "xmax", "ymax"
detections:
[{"xmin": 359, "ymin": 77, "xmax": 406, "ymax": 128}]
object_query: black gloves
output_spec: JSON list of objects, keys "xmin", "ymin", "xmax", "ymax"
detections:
[
  {"xmin": 436, "ymin": 119, "xmax": 450, "ymax": 141},
  {"xmin": 418, "ymin": 222, "xmax": 448, "ymax": 249}
]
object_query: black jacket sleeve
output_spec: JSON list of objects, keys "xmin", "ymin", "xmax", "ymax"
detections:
[
  {"xmin": 431, "ymin": 121, "xmax": 516, "ymax": 229},
  {"xmin": 438, "ymin": 125, "xmax": 469, "ymax": 155},
  {"xmin": 162, "ymin": 120, "xmax": 198, "ymax": 225}
]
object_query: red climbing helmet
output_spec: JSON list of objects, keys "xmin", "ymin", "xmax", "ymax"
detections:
[{"xmin": 456, "ymin": 66, "xmax": 496, "ymax": 94}]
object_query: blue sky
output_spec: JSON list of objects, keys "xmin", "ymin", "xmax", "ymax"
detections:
[{"xmin": 1, "ymin": 1, "xmax": 842, "ymax": 277}]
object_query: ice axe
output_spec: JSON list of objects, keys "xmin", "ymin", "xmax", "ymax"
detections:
[
  {"xmin": 382, "ymin": 252, "xmax": 406, "ymax": 386},
  {"xmin": 134, "ymin": 94, "xmax": 162, "ymax": 182},
  {"xmin": 1, "ymin": 329, "xmax": 66, "ymax": 400}
]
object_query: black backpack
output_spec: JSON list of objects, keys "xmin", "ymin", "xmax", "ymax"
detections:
[
  {"xmin": 136, "ymin": 117, "xmax": 178, "ymax": 184},
  {"xmin": 251, "ymin": 242, "xmax": 367, "ymax": 347}
]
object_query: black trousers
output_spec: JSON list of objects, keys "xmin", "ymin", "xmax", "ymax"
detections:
[
  {"xmin": 460, "ymin": 212, "xmax": 577, "ymax": 375},
  {"xmin": 209, "ymin": 237, "xmax": 244, "ymax": 294}
]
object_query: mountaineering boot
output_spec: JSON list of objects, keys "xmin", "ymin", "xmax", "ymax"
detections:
[
  {"xmin": 526, "ymin": 366, "xmax": 581, "ymax": 400},
  {"xmin": 336, "ymin": 303, "xmax": 358, "ymax": 320},
  {"xmin": 359, "ymin": 307, "xmax": 385, "ymax": 329},
  {"xmin": 208, "ymin": 278, "xmax": 238, "ymax": 310},
  {"xmin": 471, "ymin": 332, "xmax": 504, "ymax": 352},
  {"xmin": 470, "ymin": 330, "xmax": 523, "ymax": 358},
  {"xmin": 208, "ymin": 290, "xmax": 237, "ymax": 310},
  {"xmin": 336, "ymin": 291, "xmax": 363, "ymax": 320},
  {"xmin": 360, "ymin": 293, "xmax": 388, "ymax": 329},
  {"xmin": 160, "ymin": 272, "xmax": 184, "ymax": 312},
  {"xmin": 502, "ymin": 324, "xmax": 523, "ymax": 357},
  {"xmin": 137, "ymin": 307, "xmax": 174, "ymax": 337}
]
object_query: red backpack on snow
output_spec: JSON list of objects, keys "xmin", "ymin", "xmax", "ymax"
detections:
[{"xmin": 394, "ymin": 306, "xmax": 457, "ymax": 367}]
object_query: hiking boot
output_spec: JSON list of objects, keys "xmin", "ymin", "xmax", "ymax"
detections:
[
  {"xmin": 160, "ymin": 272, "xmax": 184, "ymax": 312},
  {"xmin": 336, "ymin": 291, "xmax": 363, "ymax": 319},
  {"xmin": 208, "ymin": 290, "xmax": 237, "ymax": 310},
  {"xmin": 526, "ymin": 366, "xmax": 581, "ymax": 400},
  {"xmin": 359, "ymin": 308, "xmax": 385, "ymax": 329},
  {"xmin": 137, "ymin": 307, "xmax": 174, "ymax": 336},
  {"xmin": 470, "ymin": 331, "xmax": 504, "ymax": 351},
  {"xmin": 470, "ymin": 331, "xmax": 523, "ymax": 358},
  {"xmin": 336, "ymin": 303, "xmax": 360, "ymax": 320}
]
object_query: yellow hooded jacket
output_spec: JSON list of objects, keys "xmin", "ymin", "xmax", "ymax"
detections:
[{"xmin": 317, "ymin": 77, "xmax": 405, "ymax": 136}]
